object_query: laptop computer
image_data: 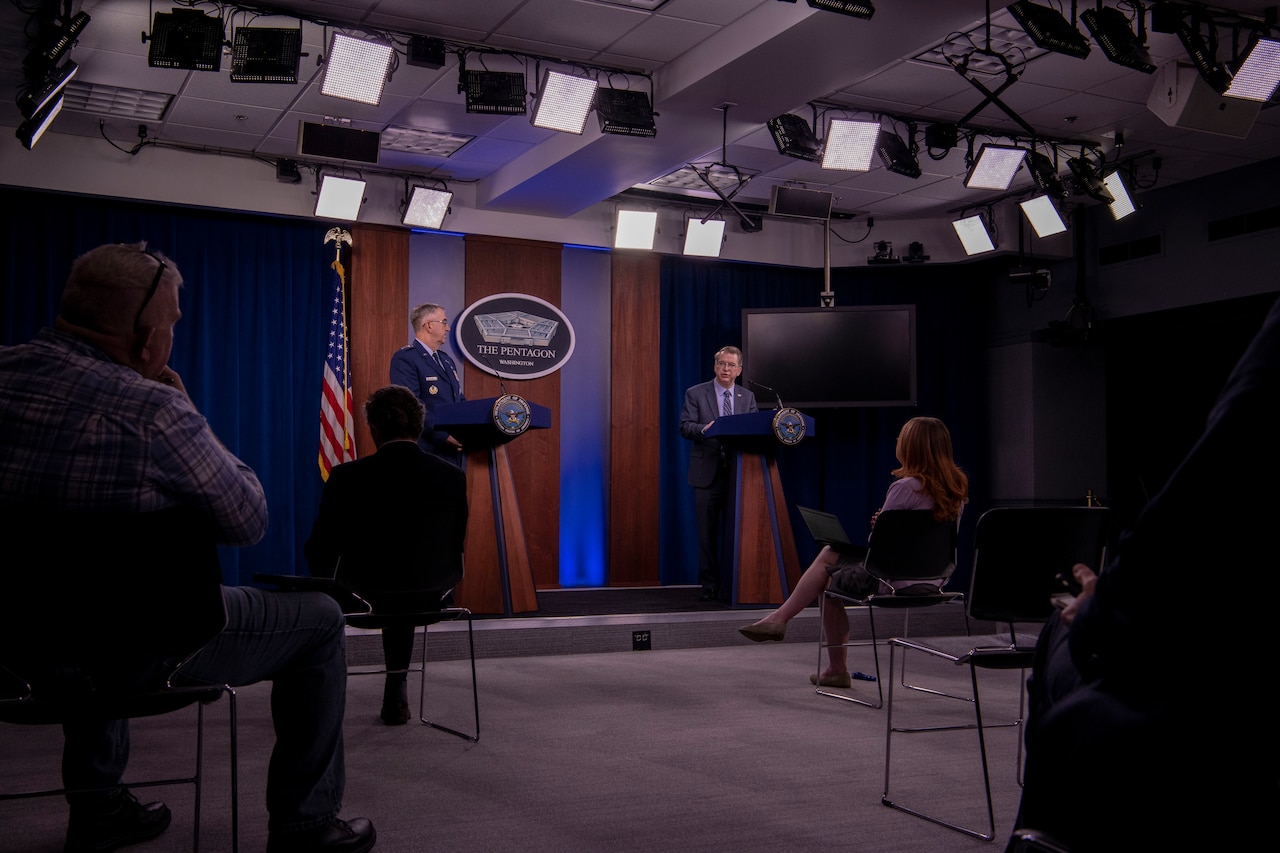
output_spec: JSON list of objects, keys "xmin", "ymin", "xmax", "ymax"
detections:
[{"xmin": 796, "ymin": 505, "xmax": 865, "ymax": 556}]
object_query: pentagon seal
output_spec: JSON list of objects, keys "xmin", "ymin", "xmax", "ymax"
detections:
[
  {"xmin": 492, "ymin": 393, "xmax": 532, "ymax": 437},
  {"xmin": 772, "ymin": 407, "xmax": 806, "ymax": 446}
]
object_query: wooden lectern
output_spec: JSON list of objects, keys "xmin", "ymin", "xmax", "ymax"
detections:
[
  {"xmin": 705, "ymin": 410, "xmax": 816, "ymax": 607},
  {"xmin": 434, "ymin": 397, "xmax": 551, "ymax": 616}
]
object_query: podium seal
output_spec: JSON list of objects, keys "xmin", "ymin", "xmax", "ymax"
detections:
[
  {"xmin": 771, "ymin": 407, "xmax": 806, "ymax": 446},
  {"xmin": 492, "ymin": 394, "xmax": 533, "ymax": 437}
]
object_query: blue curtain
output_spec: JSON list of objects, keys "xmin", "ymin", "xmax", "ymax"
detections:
[
  {"xmin": 1, "ymin": 188, "xmax": 330, "ymax": 586},
  {"xmin": 659, "ymin": 256, "xmax": 996, "ymax": 591}
]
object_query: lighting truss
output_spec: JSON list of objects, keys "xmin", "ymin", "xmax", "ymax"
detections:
[
  {"xmin": 966, "ymin": 144, "xmax": 1026, "ymax": 190},
  {"xmin": 595, "ymin": 88, "xmax": 657, "ymax": 137},
  {"xmin": 1081, "ymin": 6, "xmax": 1156, "ymax": 74},
  {"xmin": 1225, "ymin": 37, "xmax": 1280, "ymax": 102},
  {"xmin": 876, "ymin": 127, "xmax": 920, "ymax": 179},
  {"xmin": 806, "ymin": 0, "xmax": 875, "ymax": 19},
  {"xmin": 1019, "ymin": 195, "xmax": 1068, "ymax": 237},
  {"xmin": 314, "ymin": 174, "xmax": 366, "ymax": 220},
  {"xmin": 1008, "ymin": 1, "xmax": 1091, "ymax": 59},
  {"xmin": 767, "ymin": 113, "xmax": 821, "ymax": 162},
  {"xmin": 614, "ymin": 209, "xmax": 657, "ymax": 250},
  {"xmin": 952, "ymin": 213, "xmax": 996, "ymax": 256},
  {"xmin": 683, "ymin": 217, "xmax": 726, "ymax": 257},
  {"xmin": 402, "ymin": 186, "xmax": 453, "ymax": 229},
  {"xmin": 321, "ymin": 33, "xmax": 394, "ymax": 105},
  {"xmin": 532, "ymin": 69, "xmax": 598, "ymax": 134},
  {"xmin": 230, "ymin": 26, "xmax": 303, "ymax": 83},
  {"xmin": 1103, "ymin": 172, "xmax": 1138, "ymax": 220},
  {"xmin": 821, "ymin": 118, "xmax": 879, "ymax": 171}
]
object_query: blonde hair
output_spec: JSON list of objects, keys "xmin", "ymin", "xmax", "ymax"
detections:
[{"xmin": 893, "ymin": 416, "xmax": 968, "ymax": 521}]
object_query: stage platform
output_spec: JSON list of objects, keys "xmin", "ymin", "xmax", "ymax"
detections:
[{"xmin": 346, "ymin": 586, "xmax": 980, "ymax": 666}]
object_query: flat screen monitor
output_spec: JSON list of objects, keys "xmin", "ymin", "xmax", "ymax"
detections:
[{"xmin": 741, "ymin": 305, "xmax": 916, "ymax": 408}]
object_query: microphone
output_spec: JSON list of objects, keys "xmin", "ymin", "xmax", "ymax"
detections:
[
  {"xmin": 749, "ymin": 378, "xmax": 782, "ymax": 409},
  {"xmin": 479, "ymin": 352, "xmax": 509, "ymax": 396}
]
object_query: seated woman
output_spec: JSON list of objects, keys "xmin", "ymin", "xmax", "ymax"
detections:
[
  {"xmin": 738, "ymin": 416, "xmax": 968, "ymax": 688},
  {"xmin": 305, "ymin": 385, "xmax": 468, "ymax": 725}
]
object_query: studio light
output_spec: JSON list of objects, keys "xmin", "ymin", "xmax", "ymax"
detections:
[
  {"xmin": 1225, "ymin": 37, "xmax": 1280, "ymax": 102},
  {"xmin": 683, "ymin": 217, "xmax": 726, "ymax": 258},
  {"xmin": 402, "ymin": 186, "xmax": 453, "ymax": 229},
  {"xmin": 460, "ymin": 69, "xmax": 528, "ymax": 115},
  {"xmin": 15, "ymin": 94, "xmax": 63, "ymax": 150},
  {"xmin": 1067, "ymin": 156, "xmax": 1113, "ymax": 203},
  {"xmin": 1008, "ymin": 1, "xmax": 1091, "ymax": 59},
  {"xmin": 23, "ymin": 11, "xmax": 90, "ymax": 73},
  {"xmin": 877, "ymin": 128, "xmax": 921, "ymax": 179},
  {"xmin": 595, "ymin": 88, "xmax": 657, "ymax": 137},
  {"xmin": 1103, "ymin": 172, "xmax": 1138, "ymax": 220},
  {"xmin": 767, "ymin": 113, "xmax": 821, "ymax": 162},
  {"xmin": 1081, "ymin": 6, "xmax": 1156, "ymax": 74},
  {"xmin": 1174, "ymin": 16, "xmax": 1232, "ymax": 93},
  {"xmin": 1027, "ymin": 149, "xmax": 1067, "ymax": 197},
  {"xmin": 18, "ymin": 60, "xmax": 77, "ymax": 119},
  {"xmin": 531, "ymin": 69, "xmax": 599, "ymax": 134},
  {"xmin": 321, "ymin": 33, "xmax": 394, "ymax": 105},
  {"xmin": 821, "ymin": 118, "xmax": 879, "ymax": 172},
  {"xmin": 1020, "ymin": 195, "xmax": 1068, "ymax": 237},
  {"xmin": 147, "ymin": 9, "xmax": 224, "ymax": 72},
  {"xmin": 965, "ymin": 144, "xmax": 1026, "ymax": 191},
  {"xmin": 314, "ymin": 175, "xmax": 366, "ymax": 220},
  {"xmin": 806, "ymin": 0, "xmax": 875, "ymax": 19},
  {"xmin": 230, "ymin": 26, "xmax": 302, "ymax": 83},
  {"xmin": 614, "ymin": 209, "xmax": 657, "ymax": 250},
  {"xmin": 952, "ymin": 213, "xmax": 996, "ymax": 256}
]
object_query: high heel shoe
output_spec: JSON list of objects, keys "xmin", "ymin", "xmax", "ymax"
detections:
[
  {"xmin": 738, "ymin": 622, "xmax": 786, "ymax": 642},
  {"xmin": 809, "ymin": 672, "xmax": 853, "ymax": 688}
]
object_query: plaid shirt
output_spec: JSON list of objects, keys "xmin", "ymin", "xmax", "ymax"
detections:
[{"xmin": 0, "ymin": 327, "xmax": 267, "ymax": 546}]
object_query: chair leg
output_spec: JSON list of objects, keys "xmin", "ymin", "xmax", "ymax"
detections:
[
  {"xmin": 814, "ymin": 594, "xmax": 883, "ymax": 708},
  {"xmin": 417, "ymin": 614, "xmax": 479, "ymax": 742},
  {"xmin": 227, "ymin": 686, "xmax": 238, "ymax": 853}
]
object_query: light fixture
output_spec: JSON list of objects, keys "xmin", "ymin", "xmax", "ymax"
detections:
[
  {"xmin": 15, "ymin": 94, "xmax": 63, "ymax": 150},
  {"xmin": 1067, "ymin": 156, "xmax": 1113, "ymax": 203},
  {"xmin": 952, "ymin": 213, "xmax": 996, "ymax": 256},
  {"xmin": 23, "ymin": 11, "xmax": 90, "ymax": 73},
  {"xmin": 614, "ymin": 209, "xmax": 657, "ymax": 250},
  {"xmin": 17, "ymin": 60, "xmax": 77, "ymax": 119},
  {"xmin": 531, "ymin": 69, "xmax": 599, "ymax": 134},
  {"xmin": 146, "ymin": 9, "xmax": 224, "ymax": 71},
  {"xmin": 965, "ymin": 144, "xmax": 1026, "ymax": 191},
  {"xmin": 1225, "ymin": 37, "xmax": 1280, "ymax": 102},
  {"xmin": 1081, "ymin": 6, "xmax": 1156, "ymax": 74},
  {"xmin": 1173, "ymin": 15, "xmax": 1232, "ymax": 93},
  {"xmin": 1103, "ymin": 172, "xmax": 1138, "ymax": 220},
  {"xmin": 321, "ymin": 33, "xmax": 394, "ymax": 105},
  {"xmin": 767, "ymin": 113, "xmax": 821, "ymax": 162},
  {"xmin": 805, "ymin": 0, "xmax": 875, "ymax": 19},
  {"xmin": 230, "ymin": 26, "xmax": 302, "ymax": 83},
  {"xmin": 314, "ymin": 174, "xmax": 366, "ymax": 220},
  {"xmin": 460, "ymin": 69, "xmax": 528, "ymax": 115},
  {"xmin": 595, "ymin": 88, "xmax": 657, "ymax": 137},
  {"xmin": 402, "ymin": 185, "xmax": 453, "ymax": 229},
  {"xmin": 1019, "ymin": 195, "xmax": 1068, "ymax": 237},
  {"xmin": 682, "ymin": 216, "xmax": 725, "ymax": 257},
  {"xmin": 821, "ymin": 118, "xmax": 879, "ymax": 171},
  {"xmin": 1026, "ymin": 149, "xmax": 1066, "ymax": 197},
  {"xmin": 1008, "ymin": 1, "xmax": 1091, "ymax": 59},
  {"xmin": 877, "ymin": 127, "xmax": 921, "ymax": 179}
]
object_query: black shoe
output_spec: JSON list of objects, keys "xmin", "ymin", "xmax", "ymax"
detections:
[
  {"xmin": 380, "ymin": 699, "xmax": 410, "ymax": 725},
  {"xmin": 267, "ymin": 817, "xmax": 376, "ymax": 853},
  {"xmin": 65, "ymin": 792, "xmax": 171, "ymax": 853}
]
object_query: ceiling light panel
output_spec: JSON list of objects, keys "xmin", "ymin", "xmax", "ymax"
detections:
[
  {"xmin": 532, "ymin": 70, "xmax": 599, "ymax": 134},
  {"xmin": 380, "ymin": 126, "xmax": 474, "ymax": 157},
  {"xmin": 1225, "ymin": 38, "xmax": 1280, "ymax": 102},
  {"xmin": 966, "ymin": 144, "xmax": 1026, "ymax": 190},
  {"xmin": 321, "ymin": 33, "xmax": 394, "ymax": 105},
  {"xmin": 822, "ymin": 119, "xmax": 879, "ymax": 171}
]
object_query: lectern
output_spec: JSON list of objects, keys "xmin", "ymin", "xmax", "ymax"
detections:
[
  {"xmin": 706, "ymin": 409, "xmax": 815, "ymax": 607},
  {"xmin": 435, "ymin": 396, "xmax": 551, "ymax": 616}
]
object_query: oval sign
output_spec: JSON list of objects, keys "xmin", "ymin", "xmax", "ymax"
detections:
[{"xmin": 454, "ymin": 293, "xmax": 576, "ymax": 380}]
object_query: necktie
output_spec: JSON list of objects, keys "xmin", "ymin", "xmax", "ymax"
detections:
[{"xmin": 722, "ymin": 389, "xmax": 732, "ymax": 417}]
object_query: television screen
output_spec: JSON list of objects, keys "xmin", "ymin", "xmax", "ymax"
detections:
[{"xmin": 741, "ymin": 305, "xmax": 916, "ymax": 408}]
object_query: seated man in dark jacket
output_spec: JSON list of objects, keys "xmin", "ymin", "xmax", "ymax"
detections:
[{"xmin": 306, "ymin": 384, "xmax": 468, "ymax": 725}]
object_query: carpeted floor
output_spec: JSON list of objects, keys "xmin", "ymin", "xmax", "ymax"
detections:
[{"xmin": 1, "ymin": 636, "xmax": 1029, "ymax": 852}]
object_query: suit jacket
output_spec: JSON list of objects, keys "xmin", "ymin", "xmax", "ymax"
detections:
[
  {"xmin": 389, "ymin": 341, "xmax": 465, "ymax": 457},
  {"xmin": 679, "ymin": 380, "xmax": 758, "ymax": 488},
  {"xmin": 304, "ymin": 440, "xmax": 467, "ymax": 612}
]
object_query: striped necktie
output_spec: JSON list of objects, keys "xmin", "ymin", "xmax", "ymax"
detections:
[{"xmin": 722, "ymin": 389, "xmax": 732, "ymax": 416}]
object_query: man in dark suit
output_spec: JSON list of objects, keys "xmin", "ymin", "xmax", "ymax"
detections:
[
  {"xmin": 305, "ymin": 385, "xmax": 468, "ymax": 725},
  {"xmin": 679, "ymin": 346, "xmax": 759, "ymax": 602},
  {"xmin": 389, "ymin": 302, "xmax": 465, "ymax": 465}
]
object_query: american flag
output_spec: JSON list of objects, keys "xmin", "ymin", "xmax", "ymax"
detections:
[{"xmin": 318, "ymin": 230, "xmax": 356, "ymax": 479}]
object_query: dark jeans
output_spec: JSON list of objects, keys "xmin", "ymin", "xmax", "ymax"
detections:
[{"xmin": 62, "ymin": 586, "xmax": 348, "ymax": 834}]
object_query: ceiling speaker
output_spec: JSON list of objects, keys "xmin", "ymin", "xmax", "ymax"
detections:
[
  {"xmin": 1147, "ymin": 61, "xmax": 1260, "ymax": 138},
  {"xmin": 297, "ymin": 121, "xmax": 381, "ymax": 164}
]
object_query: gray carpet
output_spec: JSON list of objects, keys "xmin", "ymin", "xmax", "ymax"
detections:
[{"xmin": 1, "ymin": 608, "xmax": 1029, "ymax": 852}]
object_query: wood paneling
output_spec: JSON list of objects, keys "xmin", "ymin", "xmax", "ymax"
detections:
[
  {"xmin": 608, "ymin": 253, "xmax": 662, "ymax": 586},
  {"xmin": 463, "ymin": 235, "xmax": 561, "ymax": 589},
  {"xmin": 349, "ymin": 225, "xmax": 409, "ymax": 460}
]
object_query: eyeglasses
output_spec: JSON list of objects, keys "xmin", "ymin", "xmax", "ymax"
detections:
[
  {"xmin": 133, "ymin": 250, "xmax": 168, "ymax": 333},
  {"xmin": 425, "ymin": 318, "xmax": 450, "ymax": 329},
  {"xmin": 715, "ymin": 360, "xmax": 740, "ymax": 368}
]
